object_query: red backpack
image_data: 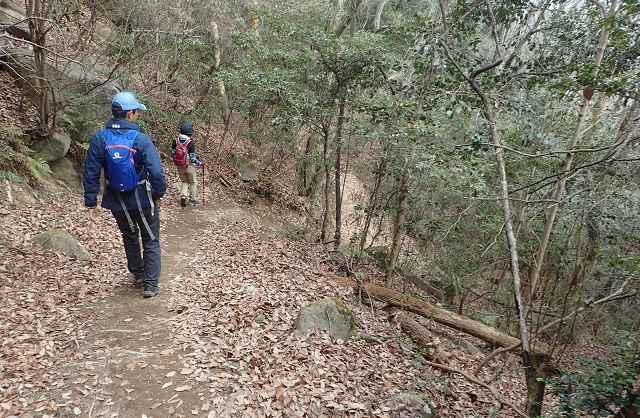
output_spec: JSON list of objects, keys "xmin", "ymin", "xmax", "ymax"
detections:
[{"xmin": 173, "ymin": 137, "xmax": 191, "ymax": 166}]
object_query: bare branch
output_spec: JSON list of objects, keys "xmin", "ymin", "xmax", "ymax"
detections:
[
  {"xmin": 425, "ymin": 360, "xmax": 529, "ymax": 418},
  {"xmin": 456, "ymin": 142, "xmax": 622, "ymax": 158},
  {"xmin": 474, "ymin": 279, "xmax": 638, "ymax": 375}
]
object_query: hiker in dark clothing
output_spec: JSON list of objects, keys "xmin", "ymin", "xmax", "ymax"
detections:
[
  {"xmin": 171, "ymin": 123, "xmax": 205, "ymax": 207},
  {"xmin": 83, "ymin": 91, "xmax": 167, "ymax": 298}
]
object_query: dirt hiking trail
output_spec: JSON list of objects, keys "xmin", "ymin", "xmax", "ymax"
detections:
[
  {"xmin": 52, "ymin": 197, "xmax": 291, "ymax": 417},
  {"xmin": 26, "ymin": 181, "xmax": 421, "ymax": 417}
]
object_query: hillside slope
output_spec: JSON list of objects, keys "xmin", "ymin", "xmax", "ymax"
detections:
[{"xmin": 0, "ymin": 154, "xmax": 533, "ymax": 417}]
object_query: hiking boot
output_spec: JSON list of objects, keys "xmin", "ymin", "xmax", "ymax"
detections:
[
  {"xmin": 188, "ymin": 199, "xmax": 200, "ymax": 206},
  {"xmin": 134, "ymin": 275, "xmax": 144, "ymax": 285},
  {"xmin": 180, "ymin": 195, "xmax": 187, "ymax": 207},
  {"xmin": 143, "ymin": 285, "xmax": 160, "ymax": 298}
]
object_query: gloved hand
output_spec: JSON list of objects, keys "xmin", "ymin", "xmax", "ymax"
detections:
[{"xmin": 199, "ymin": 161, "xmax": 206, "ymax": 167}]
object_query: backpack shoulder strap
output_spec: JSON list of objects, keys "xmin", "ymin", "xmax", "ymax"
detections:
[{"xmin": 125, "ymin": 130, "xmax": 139, "ymax": 141}]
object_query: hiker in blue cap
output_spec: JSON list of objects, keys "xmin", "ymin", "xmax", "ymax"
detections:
[{"xmin": 83, "ymin": 91, "xmax": 167, "ymax": 298}]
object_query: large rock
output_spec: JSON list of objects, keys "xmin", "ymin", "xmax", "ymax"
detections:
[
  {"xmin": 295, "ymin": 297, "xmax": 355, "ymax": 342},
  {"xmin": 31, "ymin": 132, "xmax": 72, "ymax": 162},
  {"xmin": 383, "ymin": 392, "xmax": 435, "ymax": 418},
  {"xmin": 0, "ymin": 0, "xmax": 29, "ymax": 40},
  {"xmin": 7, "ymin": 182, "xmax": 36, "ymax": 204},
  {"xmin": 0, "ymin": 0, "xmax": 121, "ymax": 143},
  {"xmin": 231, "ymin": 153, "xmax": 261, "ymax": 181},
  {"xmin": 32, "ymin": 229, "xmax": 90, "ymax": 260},
  {"xmin": 49, "ymin": 157, "xmax": 82, "ymax": 189},
  {"xmin": 3, "ymin": 45, "xmax": 119, "ymax": 139}
]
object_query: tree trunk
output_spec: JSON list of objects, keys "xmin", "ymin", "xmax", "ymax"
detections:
[
  {"xmin": 209, "ymin": 22, "xmax": 230, "ymax": 127},
  {"xmin": 525, "ymin": 353, "xmax": 551, "ymax": 417},
  {"xmin": 349, "ymin": 0, "xmax": 357, "ymax": 36},
  {"xmin": 391, "ymin": 310, "xmax": 448, "ymax": 363},
  {"xmin": 357, "ymin": 156, "xmax": 386, "ymax": 262},
  {"xmin": 26, "ymin": 0, "xmax": 52, "ymax": 131},
  {"xmin": 244, "ymin": 0, "xmax": 259, "ymax": 37},
  {"xmin": 320, "ymin": 125, "xmax": 332, "ymax": 244},
  {"xmin": 613, "ymin": 389, "xmax": 640, "ymax": 418},
  {"xmin": 385, "ymin": 173, "xmax": 408, "ymax": 286},
  {"xmin": 373, "ymin": 0, "xmax": 388, "ymax": 31},
  {"xmin": 331, "ymin": 0, "xmax": 345, "ymax": 32},
  {"xmin": 527, "ymin": 0, "xmax": 618, "ymax": 302},
  {"xmin": 299, "ymin": 135, "xmax": 313, "ymax": 196},
  {"xmin": 333, "ymin": 98, "xmax": 346, "ymax": 249},
  {"xmin": 332, "ymin": 275, "xmax": 548, "ymax": 355}
]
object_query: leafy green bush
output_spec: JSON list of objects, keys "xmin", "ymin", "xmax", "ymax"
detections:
[{"xmin": 547, "ymin": 337, "xmax": 639, "ymax": 417}]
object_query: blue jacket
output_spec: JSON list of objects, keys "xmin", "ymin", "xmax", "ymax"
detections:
[{"xmin": 83, "ymin": 119, "xmax": 167, "ymax": 211}]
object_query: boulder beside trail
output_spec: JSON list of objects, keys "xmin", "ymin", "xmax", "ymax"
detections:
[
  {"xmin": 294, "ymin": 297, "xmax": 355, "ymax": 342},
  {"xmin": 231, "ymin": 153, "xmax": 261, "ymax": 181},
  {"xmin": 32, "ymin": 229, "xmax": 90, "ymax": 260}
]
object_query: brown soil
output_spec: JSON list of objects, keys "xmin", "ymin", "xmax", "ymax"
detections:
[{"xmin": 42, "ymin": 196, "xmax": 265, "ymax": 417}]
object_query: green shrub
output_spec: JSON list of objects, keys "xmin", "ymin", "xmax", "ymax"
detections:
[{"xmin": 547, "ymin": 337, "xmax": 640, "ymax": 417}]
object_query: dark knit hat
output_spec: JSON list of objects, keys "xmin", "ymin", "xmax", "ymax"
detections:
[{"xmin": 179, "ymin": 123, "xmax": 194, "ymax": 136}]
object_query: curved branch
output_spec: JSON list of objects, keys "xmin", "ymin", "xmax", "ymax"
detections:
[{"xmin": 470, "ymin": 59, "xmax": 504, "ymax": 79}]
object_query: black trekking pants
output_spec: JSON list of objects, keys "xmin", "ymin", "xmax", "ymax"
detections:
[{"xmin": 112, "ymin": 206, "xmax": 161, "ymax": 288}]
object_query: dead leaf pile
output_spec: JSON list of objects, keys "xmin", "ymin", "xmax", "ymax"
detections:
[{"xmin": 0, "ymin": 182, "xmax": 535, "ymax": 417}]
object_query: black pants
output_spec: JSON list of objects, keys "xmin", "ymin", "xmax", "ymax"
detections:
[{"xmin": 112, "ymin": 206, "xmax": 161, "ymax": 288}]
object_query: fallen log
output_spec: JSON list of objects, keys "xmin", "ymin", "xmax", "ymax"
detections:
[
  {"xmin": 391, "ymin": 310, "xmax": 449, "ymax": 363},
  {"xmin": 333, "ymin": 275, "xmax": 548, "ymax": 355}
]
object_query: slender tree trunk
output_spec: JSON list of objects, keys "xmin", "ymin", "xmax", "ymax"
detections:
[
  {"xmin": 349, "ymin": 0, "xmax": 357, "ymax": 36},
  {"xmin": 320, "ymin": 125, "xmax": 332, "ymax": 244},
  {"xmin": 300, "ymin": 135, "xmax": 313, "ymax": 196},
  {"xmin": 332, "ymin": 0, "xmax": 345, "ymax": 32},
  {"xmin": 527, "ymin": 0, "xmax": 618, "ymax": 301},
  {"xmin": 373, "ymin": 0, "xmax": 388, "ymax": 31},
  {"xmin": 26, "ymin": 0, "xmax": 52, "ymax": 131},
  {"xmin": 385, "ymin": 174, "xmax": 408, "ymax": 286},
  {"xmin": 209, "ymin": 22, "xmax": 230, "ymax": 127},
  {"xmin": 244, "ymin": 0, "xmax": 259, "ymax": 37},
  {"xmin": 333, "ymin": 98, "xmax": 346, "ymax": 249},
  {"xmin": 525, "ymin": 353, "xmax": 551, "ymax": 417},
  {"xmin": 357, "ymin": 156, "xmax": 386, "ymax": 261},
  {"xmin": 440, "ymin": 38, "xmax": 536, "ymax": 414}
]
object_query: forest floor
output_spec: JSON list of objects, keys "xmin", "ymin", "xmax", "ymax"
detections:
[{"xmin": 0, "ymin": 167, "xmax": 539, "ymax": 418}]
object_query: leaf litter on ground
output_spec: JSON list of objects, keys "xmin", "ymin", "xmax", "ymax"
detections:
[{"xmin": 0, "ymin": 180, "xmax": 534, "ymax": 417}]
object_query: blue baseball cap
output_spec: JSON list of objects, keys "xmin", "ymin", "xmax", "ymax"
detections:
[{"xmin": 112, "ymin": 92, "xmax": 147, "ymax": 111}]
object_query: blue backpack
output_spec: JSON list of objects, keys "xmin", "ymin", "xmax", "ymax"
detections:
[{"xmin": 102, "ymin": 129, "xmax": 140, "ymax": 192}]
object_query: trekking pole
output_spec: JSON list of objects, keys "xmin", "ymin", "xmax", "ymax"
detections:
[{"xmin": 202, "ymin": 164, "xmax": 205, "ymax": 205}]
